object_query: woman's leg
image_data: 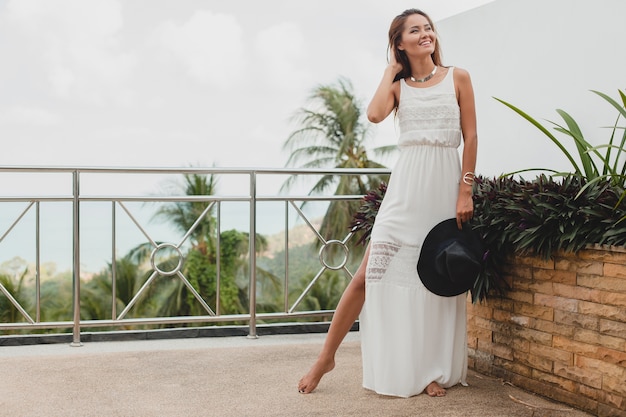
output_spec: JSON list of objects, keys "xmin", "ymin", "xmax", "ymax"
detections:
[{"xmin": 297, "ymin": 245, "xmax": 370, "ymax": 394}]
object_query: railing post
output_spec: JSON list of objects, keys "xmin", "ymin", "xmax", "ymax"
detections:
[
  {"xmin": 35, "ymin": 201, "xmax": 41, "ymax": 322},
  {"xmin": 111, "ymin": 201, "xmax": 117, "ymax": 319},
  {"xmin": 247, "ymin": 171, "xmax": 258, "ymax": 339},
  {"xmin": 70, "ymin": 170, "xmax": 82, "ymax": 347}
]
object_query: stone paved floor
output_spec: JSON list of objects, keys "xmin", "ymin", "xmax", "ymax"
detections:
[{"xmin": 0, "ymin": 332, "xmax": 595, "ymax": 417}]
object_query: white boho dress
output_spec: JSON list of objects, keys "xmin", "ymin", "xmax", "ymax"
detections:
[{"xmin": 359, "ymin": 67, "xmax": 468, "ymax": 397}]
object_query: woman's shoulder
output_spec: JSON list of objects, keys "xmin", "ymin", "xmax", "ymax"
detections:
[{"xmin": 450, "ymin": 66, "xmax": 472, "ymax": 82}]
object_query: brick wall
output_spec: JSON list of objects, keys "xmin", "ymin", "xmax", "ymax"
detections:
[{"xmin": 467, "ymin": 245, "xmax": 626, "ymax": 417}]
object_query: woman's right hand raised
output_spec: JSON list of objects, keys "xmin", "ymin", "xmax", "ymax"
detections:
[
  {"xmin": 388, "ymin": 45, "xmax": 403, "ymax": 75},
  {"xmin": 368, "ymin": 45, "xmax": 403, "ymax": 123}
]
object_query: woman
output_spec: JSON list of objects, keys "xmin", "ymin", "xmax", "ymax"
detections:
[{"xmin": 298, "ymin": 8, "xmax": 477, "ymax": 397}]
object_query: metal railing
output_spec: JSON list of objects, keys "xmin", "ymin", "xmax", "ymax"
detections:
[{"xmin": 0, "ymin": 166, "xmax": 390, "ymax": 345}]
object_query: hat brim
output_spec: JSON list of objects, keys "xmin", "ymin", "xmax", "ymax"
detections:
[{"xmin": 417, "ymin": 218, "xmax": 484, "ymax": 297}]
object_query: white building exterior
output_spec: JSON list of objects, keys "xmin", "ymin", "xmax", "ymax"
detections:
[{"xmin": 437, "ymin": 0, "xmax": 626, "ymax": 177}]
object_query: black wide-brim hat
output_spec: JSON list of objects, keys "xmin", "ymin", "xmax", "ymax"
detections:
[{"xmin": 417, "ymin": 218, "xmax": 485, "ymax": 297}]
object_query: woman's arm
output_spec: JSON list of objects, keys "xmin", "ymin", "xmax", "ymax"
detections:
[
  {"xmin": 454, "ymin": 67, "xmax": 478, "ymax": 230},
  {"xmin": 367, "ymin": 50, "xmax": 402, "ymax": 124}
]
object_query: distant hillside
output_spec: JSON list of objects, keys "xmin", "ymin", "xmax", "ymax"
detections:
[{"xmin": 262, "ymin": 218, "xmax": 322, "ymax": 258}]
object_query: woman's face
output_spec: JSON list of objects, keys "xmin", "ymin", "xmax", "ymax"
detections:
[{"xmin": 397, "ymin": 13, "xmax": 436, "ymax": 58}]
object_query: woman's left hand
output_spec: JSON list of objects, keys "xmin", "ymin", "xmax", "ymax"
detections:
[{"xmin": 456, "ymin": 192, "xmax": 474, "ymax": 230}]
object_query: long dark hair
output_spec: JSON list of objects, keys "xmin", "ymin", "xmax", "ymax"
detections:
[{"xmin": 388, "ymin": 9, "xmax": 443, "ymax": 82}]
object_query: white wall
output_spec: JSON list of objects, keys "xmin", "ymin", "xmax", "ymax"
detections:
[{"xmin": 437, "ymin": 0, "xmax": 626, "ymax": 177}]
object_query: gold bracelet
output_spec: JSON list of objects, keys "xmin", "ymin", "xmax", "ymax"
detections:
[{"xmin": 462, "ymin": 171, "xmax": 475, "ymax": 185}]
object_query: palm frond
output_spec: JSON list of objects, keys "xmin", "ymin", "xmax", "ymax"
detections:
[{"xmin": 281, "ymin": 77, "xmax": 391, "ymax": 242}]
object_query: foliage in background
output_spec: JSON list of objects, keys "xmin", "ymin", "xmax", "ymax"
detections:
[
  {"xmin": 350, "ymin": 182, "xmax": 387, "ymax": 246},
  {"xmin": 81, "ymin": 255, "xmax": 149, "ymax": 323},
  {"xmin": 153, "ymin": 173, "xmax": 219, "ymax": 256},
  {"xmin": 0, "ymin": 271, "xmax": 30, "ymax": 325}
]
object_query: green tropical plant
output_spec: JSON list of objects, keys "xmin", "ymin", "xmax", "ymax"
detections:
[
  {"xmin": 495, "ymin": 89, "xmax": 626, "ymax": 191},
  {"xmin": 0, "ymin": 270, "xmax": 31, "ymax": 326},
  {"xmin": 153, "ymin": 172, "xmax": 218, "ymax": 256},
  {"xmin": 289, "ymin": 271, "xmax": 348, "ymax": 315},
  {"xmin": 81, "ymin": 255, "xmax": 152, "ymax": 323},
  {"xmin": 282, "ymin": 77, "xmax": 394, "ymax": 247},
  {"xmin": 471, "ymin": 174, "xmax": 626, "ymax": 302},
  {"xmin": 173, "ymin": 249, "xmax": 219, "ymax": 316},
  {"xmin": 39, "ymin": 272, "xmax": 73, "ymax": 322},
  {"xmin": 218, "ymin": 229, "xmax": 282, "ymax": 313}
]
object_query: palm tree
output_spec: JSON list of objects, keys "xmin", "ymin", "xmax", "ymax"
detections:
[
  {"xmin": 39, "ymin": 272, "xmax": 73, "ymax": 323},
  {"xmin": 81, "ymin": 255, "xmax": 151, "ymax": 323},
  {"xmin": 282, "ymin": 77, "xmax": 394, "ymax": 246},
  {"xmin": 87, "ymin": 172, "xmax": 223, "ymax": 321},
  {"xmin": 149, "ymin": 173, "xmax": 279, "ymax": 318},
  {"xmin": 153, "ymin": 172, "xmax": 218, "ymax": 256}
]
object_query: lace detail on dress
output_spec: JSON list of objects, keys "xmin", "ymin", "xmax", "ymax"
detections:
[
  {"xmin": 398, "ymin": 101, "xmax": 460, "ymax": 130},
  {"xmin": 366, "ymin": 242, "xmax": 400, "ymax": 281},
  {"xmin": 397, "ymin": 69, "xmax": 462, "ymax": 148}
]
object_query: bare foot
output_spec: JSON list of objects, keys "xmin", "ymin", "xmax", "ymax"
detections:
[
  {"xmin": 297, "ymin": 358, "xmax": 335, "ymax": 394},
  {"xmin": 425, "ymin": 381, "xmax": 446, "ymax": 397}
]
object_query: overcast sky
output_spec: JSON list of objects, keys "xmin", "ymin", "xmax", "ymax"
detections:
[
  {"xmin": 0, "ymin": 0, "xmax": 495, "ymax": 174},
  {"xmin": 1, "ymin": 1, "xmax": 505, "ymax": 272}
]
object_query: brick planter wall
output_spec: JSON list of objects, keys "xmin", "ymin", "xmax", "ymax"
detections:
[{"xmin": 467, "ymin": 246, "xmax": 626, "ymax": 416}]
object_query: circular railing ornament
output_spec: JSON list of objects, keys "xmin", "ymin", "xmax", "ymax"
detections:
[
  {"xmin": 318, "ymin": 239, "xmax": 349, "ymax": 270},
  {"xmin": 150, "ymin": 243, "xmax": 184, "ymax": 276}
]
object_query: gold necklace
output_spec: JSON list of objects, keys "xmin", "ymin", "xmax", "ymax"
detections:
[{"xmin": 410, "ymin": 66, "xmax": 437, "ymax": 83}]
